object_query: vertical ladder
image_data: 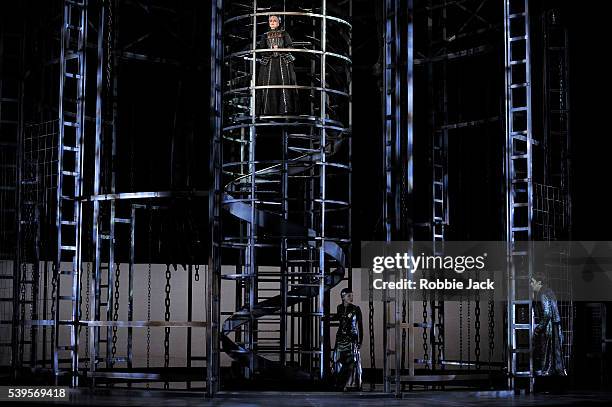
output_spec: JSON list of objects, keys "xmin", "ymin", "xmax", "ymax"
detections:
[
  {"xmin": 504, "ymin": 0, "xmax": 534, "ymax": 392},
  {"xmin": 55, "ymin": 0, "xmax": 87, "ymax": 386},
  {"xmin": 428, "ymin": 0, "xmax": 449, "ymax": 372}
]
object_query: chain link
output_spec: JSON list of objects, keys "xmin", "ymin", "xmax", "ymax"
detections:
[
  {"xmin": 194, "ymin": 264, "xmax": 200, "ymax": 282},
  {"xmin": 111, "ymin": 263, "xmax": 120, "ymax": 359}
]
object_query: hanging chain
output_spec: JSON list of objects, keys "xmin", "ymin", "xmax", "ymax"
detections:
[
  {"xmin": 459, "ymin": 294, "xmax": 463, "ymax": 368},
  {"xmin": 467, "ymin": 295, "xmax": 471, "ymax": 369},
  {"xmin": 50, "ymin": 265, "xmax": 57, "ymax": 319},
  {"xmin": 401, "ymin": 297, "xmax": 406, "ymax": 370},
  {"xmin": 78, "ymin": 264, "xmax": 83, "ymax": 322},
  {"xmin": 20, "ymin": 262, "xmax": 27, "ymax": 323},
  {"xmin": 19, "ymin": 263, "xmax": 27, "ymax": 365},
  {"xmin": 422, "ymin": 299, "xmax": 429, "ymax": 368},
  {"xmin": 368, "ymin": 282, "xmax": 376, "ymax": 387},
  {"xmin": 488, "ymin": 279, "xmax": 495, "ymax": 363},
  {"xmin": 111, "ymin": 263, "xmax": 120, "ymax": 359},
  {"xmin": 194, "ymin": 264, "xmax": 200, "ymax": 282},
  {"xmin": 474, "ymin": 299, "xmax": 481, "ymax": 369},
  {"xmin": 146, "ymin": 261, "xmax": 151, "ymax": 389},
  {"xmin": 85, "ymin": 262, "xmax": 90, "ymax": 368},
  {"xmin": 437, "ymin": 302, "xmax": 444, "ymax": 369},
  {"xmin": 146, "ymin": 210, "xmax": 153, "ymax": 389},
  {"xmin": 106, "ymin": 0, "xmax": 113, "ymax": 98},
  {"xmin": 163, "ymin": 264, "xmax": 172, "ymax": 389},
  {"xmin": 474, "ymin": 271, "xmax": 481, "ymax": 369}
]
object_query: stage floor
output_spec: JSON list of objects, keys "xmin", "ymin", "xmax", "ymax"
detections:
[{"xmin": 19, "ymin": 389, "xmax": 612, "ymax": 406}]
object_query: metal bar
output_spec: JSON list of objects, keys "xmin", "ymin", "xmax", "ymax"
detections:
[
  {"xmin": 207, "ymin": 0, "xmax": 223, "ymax": 396},
  {"xmin": 91, "ymin": 0, "xmax": 105, "ymax": 387}
]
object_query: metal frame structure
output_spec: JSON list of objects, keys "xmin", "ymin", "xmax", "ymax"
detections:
[
  {"xmin": 0, "ymin": 18, "xmax": 25, "ymax": 374},
  {"xmin": 504, "ymin": 0, "xmax": 535, "ymax": 392},
  {"xmin": 208, "ymin": 0, "xmax": 223, "ymax": 396},
  {"xmin": 213, "ymin": 0, "xmax": 352, "ymax": 392},
  {"xmin": 382, "ymin": 0, "xmax": 506, "ymax": 396},
  {"xmin": 381, "ymin": 0, "xmax": 414, "ymax": 395},
  {"xmin": 3, "ymin": 0, "xmax": 575, "ymax": 397},
  {"xmin": 10, "ymin": 0, "xmax": 210, "ymax": 390}
]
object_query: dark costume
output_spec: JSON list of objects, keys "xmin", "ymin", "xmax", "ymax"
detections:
[
  {"xmin": 256, "ymin": 28, "xmax": 298, "ymax": 115},
  {"xmin": 332, "ymin": 302, "xmax": 363, "ymax": 390},
  {"xmin": 534, "ymin": 286, "xmax": 567, "ymax": 376}
]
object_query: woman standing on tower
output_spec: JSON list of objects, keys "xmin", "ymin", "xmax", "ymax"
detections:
[{"xmin": 256, "ymin": 14, "xmax": 298, "ymax": 115}]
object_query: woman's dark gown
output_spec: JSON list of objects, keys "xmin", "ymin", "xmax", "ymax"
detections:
[{"xmin": 256, "ymin": 28, "xmax": 298, "ymax": 115}]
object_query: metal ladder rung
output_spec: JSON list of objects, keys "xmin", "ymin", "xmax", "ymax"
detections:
[
  {"xmin": 62, "ymin": 170, "xmax": 79, "ymax": 176},
  {"xmin": 64, "ymin": 121, "xmax": 80, "ymax": 128},
  {"xmin": 509, "ymin": 35, "xmax": 527, "ymax": 42},
  {"xmin": 113, "ymin": 218, "xmax": 131, "ymax": 224},
  {"xmin": 63, "ymin": 145, "xmax": 79, "ymax": 152},
  {"xmin": 508, "ymin": 12, "xmax": 526, "ymax": 18},
  {"xmin": 61, "ymin": 220, "xmax": 77, "ymax": 225},
  {"xmin": 64, "ymin": 72, "xmax": 82, "ymax": 79},
  {"xmin": 65, "ymin": 24, "xmax": 83, "ymax": 31},
  {"xmin": 59, "ymin": 296, "xmax": 76, "ymax": 301},
  {"xmin": 60, "ymin": 245, "xmax": 77, "ymax": 251}
]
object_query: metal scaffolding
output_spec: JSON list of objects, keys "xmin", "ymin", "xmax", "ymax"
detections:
[
  {"xmin": 2, "ymin": 0, "xmax": 575, "ymax": 396},
  {"xmin": 0, "ymin": 20, "xmax": 24, "ymax": 374},
  {"xmin": 381, "ymin": 0, "xmax": 414, "ymax": 394},
  {"xmin": 211, "ymin": 0, "xmax": 352, "ymax": 392},
  {"xmin": 10, "ymin": 0, "xmax": 210, "ymax": 390},
  {"xmin": 382, "ymin": 0, "xmax": 506, "ymax": 395}
]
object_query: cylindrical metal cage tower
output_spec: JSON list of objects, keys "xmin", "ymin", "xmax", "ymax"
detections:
[{"xmin": 213, "ymin": 0, "xmax": 352, "ymax": 383}]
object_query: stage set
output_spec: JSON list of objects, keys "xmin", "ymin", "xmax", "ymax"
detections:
[{"xmin": 0, "ymin": 0, "xmax": 611, "ymax": 405}]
